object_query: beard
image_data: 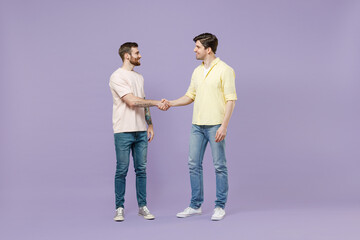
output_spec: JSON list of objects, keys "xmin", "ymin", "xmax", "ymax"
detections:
[
  {"xmin": 130, "ymin": 56, "xmax": 141, "ymax": 66},
  {"xmin": 195, "ymin": 53, "xmax": 205, "ymax": 60}
]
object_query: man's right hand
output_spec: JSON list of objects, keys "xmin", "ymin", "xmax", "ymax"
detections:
[{"xmin": 157, "ymin": 99, "xmax": 170, "ymax": 111}]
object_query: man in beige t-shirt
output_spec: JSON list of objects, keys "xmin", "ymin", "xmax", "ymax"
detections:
[{"xmin": 109, "ymin": 42, "xmax": 168, "ymax": 222}]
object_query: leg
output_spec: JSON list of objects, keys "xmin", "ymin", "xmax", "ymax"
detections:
[
  {"xmin": 188, "ymin": 125, "xmax": 208, "ymax": 209},
  {"xmin": 114, "ymin": 132, "xmax": 134, "ymax": 209},
  {"xmin": 207, "ymin": 125, "xmax": 228, "ymax": 209},
  {"xmin": 132, "ymin": 131, "xmax": 148, "ymax": 207}
]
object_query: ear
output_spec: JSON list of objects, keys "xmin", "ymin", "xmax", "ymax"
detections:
[{"xmin": 207, "ymin": 47, "xmax": 212, "ymax": 54}]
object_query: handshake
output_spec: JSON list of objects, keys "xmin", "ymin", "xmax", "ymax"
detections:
[{"xmin": 157, "ymin": 99, "xmax": 171, "ymax": 111}]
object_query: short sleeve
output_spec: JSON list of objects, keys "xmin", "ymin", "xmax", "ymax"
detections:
[
  {"xmin": 185, "ymin": 71, "xmax": 197, "ymax": 100},
  {"xmin": 221, "ymin": 67, "xmax": 237, "ymax": 101},
  {"xmin": 109, "ymin": 74, "xmax": 132, "ymax": 98}
]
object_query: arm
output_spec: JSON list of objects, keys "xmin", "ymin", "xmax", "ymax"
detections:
[
  {"xmin": 144, "ymin": 107, "xmax": 154, "ymax": 142},
  {"xmin": 169, "ymin": 95, "xmax": 194, "ymax": 107},
  {"xmin": 122, "ymin": 93, "xmax": 161, "ymax": 108},
  {"xmin": 160, "ymin": 74, "xmax": 196, "ymax": 110},
  {"xmin": 215, "ymin": 100, "xmax": 235, "ymax": 142},
  {"xmin": 158, "ymin": 95, "xmax": 193, "ymax": 110}
]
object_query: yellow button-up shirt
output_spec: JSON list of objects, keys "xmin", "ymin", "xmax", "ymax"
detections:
[{"xmin": 186, "ymin": 58, "xmax": 237, "ymax": 125}]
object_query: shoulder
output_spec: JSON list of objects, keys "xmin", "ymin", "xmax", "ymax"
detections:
[
  {"xmin": 110, "ymin": 68, "xmax": 128, "ymax": 84},
  {"xmin": 218, "ymin": 60, "xmax": 234, "ymax": 72},
  {"xmin": 132, "ymin": 70, "xmax": 144, "ymax": 80},
  {"xmin": 110, "ymin": 68, "xmax": 123, "ymax": 78},
  {"xmin": 217, "ymin": 60, "xmax": 235, "ymax": 77}
]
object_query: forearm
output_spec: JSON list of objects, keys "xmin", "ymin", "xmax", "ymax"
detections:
[
  {"xmin": 144, "ymin": 107, "xmax": 153, "ymax": 126},
  {"xmin": 169, "ymin": 95, "xmax": 194, "ymax": 107},
  {"xmin": 122, "ymin": 94, "xmax": 160, "ymax": 108},
  {"xmin": 132, "ymin": 98, "xmax": 160, "ymax": 108},
  {"xmin": 221, "ymin": 100, "xmax": 235, "ymax": 128}
]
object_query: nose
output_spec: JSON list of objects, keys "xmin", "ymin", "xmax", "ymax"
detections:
[
  {"xmin": 139, "ymin": 54, "xmax": 142, "ymax": 59},
  {"xmin": 194, "ymin": 48, "xmax": 197, "ymax": 52}
]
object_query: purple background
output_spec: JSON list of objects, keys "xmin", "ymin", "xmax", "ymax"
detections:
[{"xmin": 1, "ymin": 0, "xmax": 360, "ymax": 239}]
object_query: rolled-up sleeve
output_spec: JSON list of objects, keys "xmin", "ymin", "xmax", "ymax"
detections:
[
  {"xmin": 221, "ymin": 67, "xmax": 237, "ymax": 101},
  {"xmin": 185, "ymin": 71, "xmax": 197, "ymax": 100}
]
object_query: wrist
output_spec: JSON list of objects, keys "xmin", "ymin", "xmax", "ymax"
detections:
[{"xmin": 221, "ymin": 123, "xmax": 228, "ymax": 129}]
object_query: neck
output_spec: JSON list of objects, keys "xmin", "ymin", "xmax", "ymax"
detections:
[
  {"xmin": 121, "ymin": 61, "xmax": 134, "ymax": 71},
  {"xmin": 203, "ymin": 54, "xmax": 216, "ymax": 68}
]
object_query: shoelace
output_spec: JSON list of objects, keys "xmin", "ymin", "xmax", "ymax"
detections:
[
  {"xmin": 214, "ymin": 208, "xmax": 223, "ymax": 215},
  {"xmin": 142, "ymin": 207, "xmax": 151, "ymax": 215},
  {"xmin": 185, "ymin": 207, "xmax": 192, "ymax": 213},
  {"xmin": 117, "ymin": 208, "xmax": 123, "ymax": 215}
]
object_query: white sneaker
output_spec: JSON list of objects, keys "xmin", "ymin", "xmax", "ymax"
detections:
[
  {"xmin": 176, "ymin": 207, "xmax": 202, "ymax": 218},
  {"xmin": 211, "ymin": 207, "xmax": 225, "ymax": 221},
  {"xmin": 138, "ymin": 206, "xmax": 155, "ymax": 220},
  {"xmin": 114, "ymin": 207, "xmax": 124, "ymax": 222}
]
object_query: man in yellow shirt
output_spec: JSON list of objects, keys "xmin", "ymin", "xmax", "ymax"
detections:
[{"xmin": 162, "ymin": 33, "xmax": 237, "ymax": 221}]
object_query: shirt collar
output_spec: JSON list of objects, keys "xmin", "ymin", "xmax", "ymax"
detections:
[{"xmin": 202, "ymin": 57, "xmax": 220, "ymax": 68}]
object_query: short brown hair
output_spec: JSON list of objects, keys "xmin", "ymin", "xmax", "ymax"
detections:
[
  {"xmin": 193, "ymin": 33, "xmax": 218, "ymax": 54},
  {"xmin": 118, "ymin": 42, "xmax": 138, "ymax": 61}
]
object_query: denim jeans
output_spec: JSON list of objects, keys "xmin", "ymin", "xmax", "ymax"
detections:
[
  {"xmin": 114, "ymin": 131, "xmax": 148, "ymax": 209},
  {"xmin": 188, "ymin": 124, "xmax": 228, "ymax": 209}
]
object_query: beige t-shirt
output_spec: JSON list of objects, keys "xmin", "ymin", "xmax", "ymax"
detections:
[{"xmin": 109, "ymin": 68, "xmax": 147, "ymax": 133}]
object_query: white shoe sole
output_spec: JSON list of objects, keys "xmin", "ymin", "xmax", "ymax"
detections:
[
  {"xmin": 211, "ymin": 215, "xmax": 225, "ymax": 221},
  {"xmin": 176, "ymin": 212, "xmax": 202, "ymax": 218},
  {"xmin": 138, "ymin": 214, "xmax": 155, "ymax": 220}
]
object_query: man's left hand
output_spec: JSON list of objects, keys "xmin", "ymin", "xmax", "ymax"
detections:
[
  {"xmin": 148, "ymin": 125, "xmax": 154, "ymax": 142},
  {"xmin": 215, "ymin": 125, "xmax": 227, "ymax": 142}
]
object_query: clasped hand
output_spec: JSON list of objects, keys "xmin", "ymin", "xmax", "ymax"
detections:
[{"xmin": 157, "ymin": 99, "xmax": 170, "ymax": 111}]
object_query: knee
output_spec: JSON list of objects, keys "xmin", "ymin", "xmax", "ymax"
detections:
[
  {"xmin": 135, "ymin": 165, "xmax": 146, "ymax": 176},
  {"xmin": 214, "ymin": 163, "xmax": 227, "ymax": 174},
  {"xmin": 188, "ymin": 157, "xmax": 197, "ymax": 169},
  {"xmin": 115, "ymin": 169, "xmax": 128, "ymax": 179},
  {"xmin": 188, "ymin": 158, "xmax": 202, "ymax": 173}
]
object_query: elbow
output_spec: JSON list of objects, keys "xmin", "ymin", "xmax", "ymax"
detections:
[
  {"xmin": 121, "ymin": 94, "xmax": 138, "ymax": 108},
  {"xmin": 126, "ymin": 101, "xmax": 136, "ymax": 108},
  {"xmin": 227, "ymin": 100, "xmax": 235, "ymax": 108}
]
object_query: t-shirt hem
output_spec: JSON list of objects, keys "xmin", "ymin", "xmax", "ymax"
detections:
[
  {"xmin": 113, "ymin": 128, "xmax": 147, "ymax": 133},
  {"xmin": 191, "ymin": 121, "xmax": 223, "ymax": 125}
]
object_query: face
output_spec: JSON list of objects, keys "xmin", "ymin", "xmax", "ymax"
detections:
[
  {"xmin": 128, "ymin": 47, "xmax": 141, "ymax": 66},
  {"xmin": 194, "ymin": 40, "xmax": 207, "ymax": 60}
]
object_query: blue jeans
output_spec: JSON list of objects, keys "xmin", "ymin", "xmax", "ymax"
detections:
[
  {"xmin": 114, "ymin": 131, "xmax": 148, "ymax": 209},
  {"xmin": 188, "ymin": 124, "xmax": 228, "ymax": 209}
]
